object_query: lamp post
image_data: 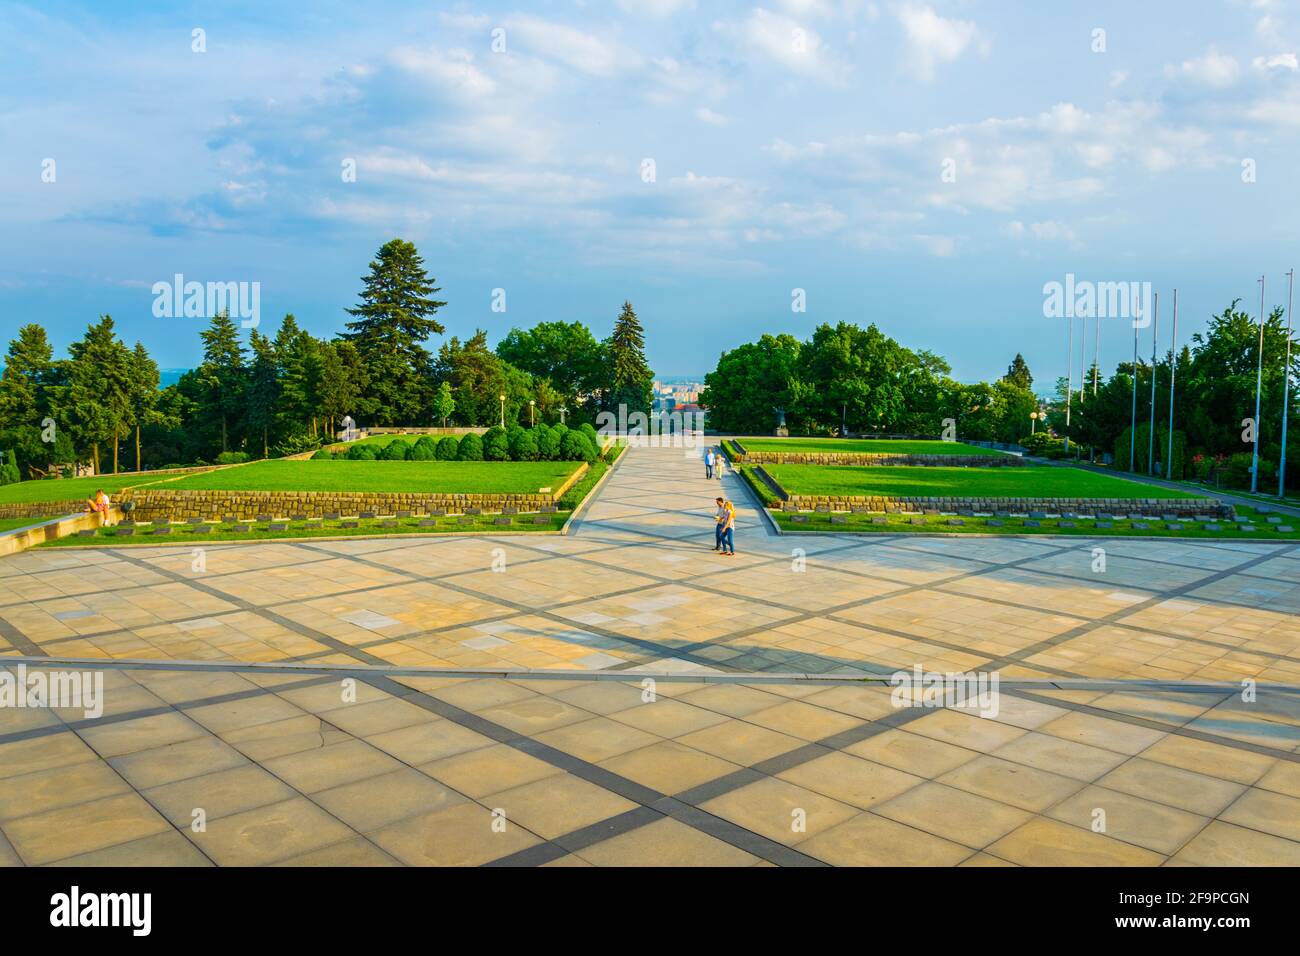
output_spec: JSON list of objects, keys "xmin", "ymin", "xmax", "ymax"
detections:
[
  {"xmin": 1030, "ymin": 411, "xmax": 1039, "ymax": 435},
  {"xmin": 1251, "ymin": 277, "xmax": 1265, "ymax": 494},
  {"xmin": 558, "ymin": 405, "xmax": 567, "ymax": 425},
  {"xmin": 1064, "ymin": 314, "xmax": 1073, "ymax": 452},
  {"xmin": 1280, "ymin": 269, "xmax": 1295, "ymax": 498},
  {"xmin": 529, "ymin": 399, "xmax": 535, "ymax": 427},
  {"xmin": 499, "ymin": 393, "xmax": 506, "ymax": 429}
]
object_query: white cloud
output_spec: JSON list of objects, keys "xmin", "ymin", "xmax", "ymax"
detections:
[
  {"xmin": 740, "ymin": 8, "xmax": 843, "ymax": 81},
  {"xmin": 507, "ymin": 15, "xmax": 631, "ymax": 77},
  {"xmin": 1165, "ymin": 49, "xmax": 1240, "ymax": 87},
  {"xmin": 390, "ymin": 46, "xmax": 496, "ymax": 97},
  {"xmin": 695, "ymin": 106, "xmax": 729, "ymax": 125},
  {"xmin": 1253, "ymin": 52, "xmax": 1299, "ymax": 71},
  {"xmin": 897, "ymin": 3, "xmax": 980, "ymax": 81}
]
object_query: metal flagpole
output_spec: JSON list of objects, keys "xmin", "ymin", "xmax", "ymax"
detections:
[
  {"xmin": 1130, "ymin": 314, "xmax": 1139, "ymax": 471},
  {"xmin": 1079, "ymin": 316, "xmax": 1087, "ymax": 406},
  {"xmin": 1166, "ymin": 289, "xmax": 1178, "ymax": 480},
  {"xmin": 1065, "ymin": 314, "xmax": 1073, "ymax": 452},
  {"xmin": 1280, "ymin": 269, "xmax": 1295, "ymax": 498},
  {"xmin": 1147, "ymin": 292, "xmax": 1160, "ymax": 474},
  {"xmin": 1093, "ymin": 313, "xmax": 1100, "ymax": 395},
  {"xmin": 1251, "ymin": 276, "xmax": 1265, "ymax": 494}
]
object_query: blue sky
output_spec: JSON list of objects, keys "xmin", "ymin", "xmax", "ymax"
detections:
[{"xmin": 2, "ymin": 0, "xmax": 1299, "ymax": 386}]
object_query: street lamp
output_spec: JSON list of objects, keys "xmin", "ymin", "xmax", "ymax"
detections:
[
  {"xmin": 1251, "ymin": 277, "xmax": 1265, "ymax": 494},
  {"xmin": 559, "ymin": 405, "xmax": 567, "ymax": 425},
  {"xmin": 1029, "ymin": 411, "xmax": 1039, "ymax": 435},
  {"xmin": 499, "ymin": 393, "xmax": 506, "ymax": 429},
  {"xmin": 529, "ymin": 399, "xmax": 536, "ymax": 427}
]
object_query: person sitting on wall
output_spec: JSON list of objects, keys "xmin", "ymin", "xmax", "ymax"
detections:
[{"xmin": 85, "ymin": 489, "xmax": 113, "ymax": 526}]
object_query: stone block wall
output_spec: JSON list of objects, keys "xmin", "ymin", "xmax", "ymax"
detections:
[
  {"xmin": 738, "ymin": 451, "xmax": 1026, "ymax": 467},
  {"xmin": 121, "ymin": 488, "xmax": 554, "ymax": 521},
  {"xmin": 778, "ymin": 494, "xmax": 1230, "ymax": 517},
  {"xmin": 0, "ymin": 501, "xmax": 86, "ymax": 520}
]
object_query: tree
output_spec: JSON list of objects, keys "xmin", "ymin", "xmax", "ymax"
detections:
[
  {"xmin": 273, "ymin": 315, "xmax": 316, "ymax": 441},
  {"xmin": 1003, "ymin": 353, "xmax": 1033, "ymax": 391},
  {"xmin": 497, "ymin": 321, "xmax": 606, "ymax": 419},
  {"xmin": 605, "ymin": 301, "xmax": 653, "ymax": 415},
  {"xmin": 433, "ymin": 380, "xmax": 455, "ymax": 428},
  {"xmin": 315, "ymin": 340, "xmax": 364, "ymax": 438},
  {"xmin": 62, "ymin": 316, "xmax": 134, "ymax": 473},
  {"xmin": 127, "ymin": 342, "xmax": 161, "ymax": 472},
  {"xmin": 700, "ymin": 334, "xmax": 803, "ymax": 434},
  {"xmin": 342, "ymin": 238, "xmax": 446, "ymax": 425},
  {"xmin": 434, "ymin": 330, "xmax": 533, "ymax": 426},
  {"xmin": 196, "ymin": 312, "xmax": 247, "ymax": 453},
  {"xmin": 244, "ymin": 330, "xmax": 280, "ymax": 459},
  {"xmin": 0, "ymin": 324, "xmax": 57, "ymax": 477}
]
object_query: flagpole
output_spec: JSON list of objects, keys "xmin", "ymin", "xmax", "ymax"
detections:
[
  {"xmin": 1147, "ymin": 292, "xmax": 1159, "ymax": 474},
  {"xmin": 1065, "ymin": 314, "xmax": 1073, "ymax": 452},
  {"xmin": 1279, "ymin": 269, "xmax": 1294, "ymax": 498},
  {"xmin": 1130, "ymin": 313, "xmax": 1139, "ymax": 471},
  {"xmin": 1093, "ymin": 313, "xmax": 1100, "ymax": 395},
  {"xmin": 1166, "ymin": 289, "xmax": 1178, "ymax": 480},
  {"xmin": 1251, "ymin": 276, "xmax": 1265, "ymax": 494}
]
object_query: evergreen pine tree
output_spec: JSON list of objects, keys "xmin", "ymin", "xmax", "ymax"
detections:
[
  {"xmin": 605, "ymin": 301, "xmax": 653, "ymax": 415},
  {"xmin": 343, "ymin": 239, "xmax": 446, "ymax": 425}
]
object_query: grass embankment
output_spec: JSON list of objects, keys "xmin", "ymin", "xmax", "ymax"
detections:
[
  {"xmin": 764, "ymin": 464, "xmax": 1198, "ymax": 500},
  {"xmin": 159, "ymin": 459, "xmax": 582, "ymax": 494},
  {"xmin": 734, "ymin": 438, "xmax": 1010, "ymax": 457},
  {"xmin": 0, "ymin": 473, "xmax": 172, "ymax": 506},
  {"xmin": 43, "ymin": 512, "xmax": 569, "ymax": 547}
]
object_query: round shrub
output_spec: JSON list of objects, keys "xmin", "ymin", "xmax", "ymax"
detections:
[
  {"xmin": 535, "ymin": 425, "xmax": 560, "ymax": 461},
  {"xmin": 216, "ymin": 451, "xmax": 249, "ymax": 465},
  {"xmin": 380, "ymin": 439, "xmax": 411, "ymax": 461},
  {"xmin": 560, "ymin": 430, "xmax": 597, "ymax": 462},
  {"xmin": 483, "ymin": 425, "xmax": 510, "ymax": 461},
  {"xmin": 508, "ymin": 426, "xmax": 538, "ymax": 461},
  {"xmin": 409, "ymin": 436, "xmax": 437, "ymax": 461},
  {"xmin": 310, "ymin": 449, "xmax": 333, "ymax": 460},
  {"xmin": 346, "ymin": 443, "xmax": 377, "ymax": 461},
  {"xmin": 435, "ymin": 436, "xmax": 460, "ymax": 460},
  {"xmin": 457, "ymin": 432, "xmax": 484, "ymax": 461}
]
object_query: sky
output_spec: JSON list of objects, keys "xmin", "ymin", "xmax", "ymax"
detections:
[{"xmin": 2, "ymin": 0, "xmax": 1299, "ymax": 389}]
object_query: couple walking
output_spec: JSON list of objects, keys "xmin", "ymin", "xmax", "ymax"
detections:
[{"xmin": 714, "ymin": 496, "xmax": 736, "ymax": 556}]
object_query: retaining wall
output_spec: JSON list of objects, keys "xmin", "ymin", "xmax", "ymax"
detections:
[{"xmin": 777, "ymin": 495, "xmax": 1230, "ymax": 516}]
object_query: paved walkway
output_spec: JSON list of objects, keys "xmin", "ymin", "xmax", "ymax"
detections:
[{"xmin": 1, "ymin": 442, "xmax": 1298, "ymax": 865}]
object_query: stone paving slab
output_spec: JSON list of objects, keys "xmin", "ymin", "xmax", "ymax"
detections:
[
  {"xmin": 2, "ymin": 443, "xmax": 1300, "ymax": 865},
  {"xmin": 0, "ymin": 664, "xmax": 1297, "ymax": 866}
]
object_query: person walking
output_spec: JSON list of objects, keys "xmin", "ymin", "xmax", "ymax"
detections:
[
  {"xmin": 704, "ymin": 448, "xmax": 715, "ymax": 480},
  {"xmin": 716, "ymin": 496, "xmax": 736, "ymax": 556},
  {"xmin": 714, "ymin": 496, "xmax": 726, "ymax": 551}
]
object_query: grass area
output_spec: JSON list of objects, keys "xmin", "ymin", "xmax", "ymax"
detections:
[
  {"xmin": 771, "ymin": 504, "xmax": 1296, "ymax": 539},
  {"xmin": 764, "ymin": 464, "xmax": 1198, "ymax": 500},
  {"xmin": 735, "ymin": 438, "xmax": 1010, "ymax": 456},
  {"xmin": 0, "ymin": 473, "xmax": 170, "ymax": 505},
  {"xmin": 0, "ymin": 516, "xmax": 53, "ymax": 533},
  {"xmin": 42, "ymin": 512, "xmax": 568, "ymax": 547},
  {"xmin": 160, "ymin": 459, "xmax": 582, "ymax": 494}
]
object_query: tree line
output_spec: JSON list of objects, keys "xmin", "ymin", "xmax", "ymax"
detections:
[
  {"xmin": 700, "ymin": 323, "xmax": 1038, "ymax": 445},
  {"xmin": 0, "ymin": 239, "xmax": 654, "ymax": 478},
  {"xmin": 1049, "ymin": 300, "xmax": 1299, "ymax": 489}
]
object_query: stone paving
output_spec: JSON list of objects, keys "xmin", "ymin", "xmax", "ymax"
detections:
[{"xmin": 0, "ymin": 442, "xmax": 1298, "ymax": 865}]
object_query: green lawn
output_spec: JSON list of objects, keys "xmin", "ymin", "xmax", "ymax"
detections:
[
  {"xmin": 161, "ymin": 459, "xmax": 582, "ymax": 494},
  {"xmin": 42, "ymin": 512, "xmax": 568, "ymax": 547},
  {"xmin": 764, "ymin": 464, "xmax": 1198, "ymax": 499},
  {"xmin": 772, "ymin": 505, "xmax": 1294, "ymax": 539},
  {"xmin": 736, "ymin": 438, "xmax": 1009, "ymax": 456},
  {"xmin": 0, "ymin": 473, "xmax": 169, "ymax": 505}
]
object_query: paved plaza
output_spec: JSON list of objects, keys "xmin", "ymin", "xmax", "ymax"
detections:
[{"xmin": 1, "ymin": 444, "xmax": 1299, "ymax": 865}]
